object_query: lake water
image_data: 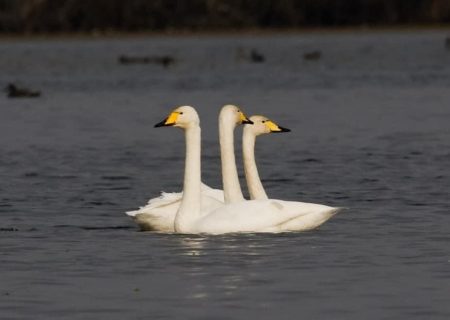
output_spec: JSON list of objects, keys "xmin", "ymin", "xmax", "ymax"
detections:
[{"xmin": 1, "ymin": 30, "xmax": 449, "ymax": 319}]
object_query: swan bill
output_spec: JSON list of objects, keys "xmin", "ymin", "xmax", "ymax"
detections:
[
  {"xmin": 265, "ymin": 120, "xmax": 291, "ymax": 133},
  {"xmin": 240, "ymin": 112, "xmax": 254, "ymax": 125},
  {"xmin": 154, "ymin": 112, "xmax": 179, "ymax": 127},
  {"xmin": 273, "ymin": 126, "xmax": 290, "ymax": 133}
]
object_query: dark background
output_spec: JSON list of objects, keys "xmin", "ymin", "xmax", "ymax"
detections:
[{"xmin": 1, "ymin": 0, "xmax": 450, "ymax": 34}]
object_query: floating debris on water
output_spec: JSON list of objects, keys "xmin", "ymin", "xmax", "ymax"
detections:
[
  {"xmin": 303, "ymin": 50, "xmax": 322, "ymax": 61},
  {"xmin": 236, "ymin": 47, "xmax": 265, "ymax": 63},
  {"xmin": 0, "ymin": 228, "xmax": 19, "ymax": 232},
  {"xmin": 118, "ymin": 55, "xmax": 175, "ymax": 68},
  {"xmin": 24, "ymin": 172, "xmax": 39, "ymax": 177},
  {"xmin": 445, "ymin": 36, "xmax": 450, "ymax": 49},
  {"xmin": 5, "ymin": 83, "xmax": 41, "ymax": 98},
  {"xmin": 250, "ymin": 49, "xmax": 265, "ymax": 63}
]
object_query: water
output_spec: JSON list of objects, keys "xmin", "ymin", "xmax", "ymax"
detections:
[{"xmin": 1, "ymin": 30, "xmax": 449, "ymax": 319}]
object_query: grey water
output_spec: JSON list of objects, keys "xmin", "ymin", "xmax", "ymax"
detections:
[{"xmin": 0, "ymin": 30, "xmax": 449, "ymax": 319}]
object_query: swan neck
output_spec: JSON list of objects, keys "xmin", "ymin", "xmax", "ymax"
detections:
[
  {"xmin": 219, "ymin": 116, "xmax": 245, "ymax": 204},
  {"xmin": 243, "ymin": 129, "xmax": 268, "ymax": 200},
  {"xmin": 175, "ymin": 125, "xmax": 202, "ymax": 233}
]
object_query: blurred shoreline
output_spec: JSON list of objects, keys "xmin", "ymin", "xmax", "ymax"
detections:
[
  {"xmin": 2, "ymin": 0, "xmax": 450, "ymax": 39},
  {"xmin": 1, "ymin": 25, "xmax": 450, "ymax": 41}
]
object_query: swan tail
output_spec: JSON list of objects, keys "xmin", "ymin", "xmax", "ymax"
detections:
[
  {"xmin": 146, "ymin": 192, "xmax": 182, "ymax": 206},
  {"xmin": 331, "ymin": 207, "xmax": 347, "ymax": 215},
  {"xmin": 125, "ymin": 192, "xmax": 181, "ymax": 219},
  {"xmin": 144, "ymin": 182, "xmax": 217, "ymax": 207},
  {"xmin": 133, "ymin": 213, "xmax": 174, "ymax": 232},
  {"xmin": 126, "ymin": 210, "xmax": 139, "ymax": 217}
]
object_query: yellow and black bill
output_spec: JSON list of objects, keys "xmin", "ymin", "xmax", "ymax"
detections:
[
  {"xmin": 239, "ymin": 112, "xmax": 254, "ymax": 125},
  {"xmin": 266, "ymin": 120, "xmax": 291, "ymax": 133},
  {"xmin": 273, "ymin": 126, "xmax": 290, "ymax": 133},
  {"xmin": 154, "ymin": 111, "xmax": 179, "ymax": 127}
]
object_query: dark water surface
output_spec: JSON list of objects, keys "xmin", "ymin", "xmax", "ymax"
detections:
[{"xmin": 1, "ymin": 31, "xmax": 449, "ymax": 319}]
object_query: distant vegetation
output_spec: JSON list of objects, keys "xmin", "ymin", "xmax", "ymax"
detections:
[{"xmin": 1, "ymin": 0, "xmax": 450, "ymax": 34}]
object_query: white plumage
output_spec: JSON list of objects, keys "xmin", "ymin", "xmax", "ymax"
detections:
[
  {"xmin": 139, "ymin": 105, "xmax": 342, "ymax": 235},
  {"xmin": 126, "ymin": 183, "xmax": 223, "ymax": 232},
  {"xmin": 126, "ymin": 111, "xmax": 289, "ymax": 232}
]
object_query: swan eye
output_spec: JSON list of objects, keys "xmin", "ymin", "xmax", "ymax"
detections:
[
  {"xmin": 179, "ymin": 112, "xmax": 183, "ymax": 115},
  {"xmin": 262, "ymin": 120, "xmax": 266, "ymax": 123}
]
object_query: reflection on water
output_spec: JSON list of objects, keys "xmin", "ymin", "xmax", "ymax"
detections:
[
  {"xmin": 179, "ymin": 236, "xmax": 206, "ymax": 257},
  {"xmin": 0, "ymin": 31, "xmax": 449, "ymax": 319}
]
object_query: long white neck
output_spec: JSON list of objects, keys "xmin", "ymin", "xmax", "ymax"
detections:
[
  {"xmin": 243, "ymin": 129, "xmax": 268, "ymax": 200},
  {"xmin": 219, "ymin": 115, "xmax": 245, "ymax": 204},
  {"xmin": 174, "ymin": 125, "xmax": 202, "ymax": 233}
]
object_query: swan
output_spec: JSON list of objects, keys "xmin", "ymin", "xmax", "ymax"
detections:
[
  {"xmin": 126, "ymin": 104, "xmax": 253, "ymax": 231},
  {"xmin": 243, "ymin": 115, "xmax": 290, "ymax": 200},
  {"xmin": 126, "ymin": 108, "xmax": 287, "ymax": 231},
  {"xmin": 125, "ymin": 108, "xmax": 235, "ymax": 232},
  {"xmin": 158, "ymin": 105, "xmax": 342, "ymax": 234}
]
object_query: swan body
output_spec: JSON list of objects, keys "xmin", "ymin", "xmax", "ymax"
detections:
[
  {"xmin": 126, "ymin": 183, "xmax": 223, "ymax": 232},
  {"xmin": 125, "ymin": 105, "xmax": 253, "ymax": 231},
  {"xmin": 193, "ymin": 199, "xmax": 340, "ymax": 234},
  {"xmin": 157, "ymin": 105, "xmax": 341, "ymax": 235},
  {"xmin": 126, "ymin": 112, "xmax": 288, "ymax": 231}
]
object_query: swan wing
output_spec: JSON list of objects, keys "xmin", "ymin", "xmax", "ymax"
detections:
[
  {"xmin": 195, "ymin": 199, "xmax": 340, "ymax": 234},
  {"xmin": 126, "ymin": 182, "xmax": 223, "ymax": 216},
  {"xmin": 261, "ymin": 206, "xmax": 343, "ymax": 232},
  {"xmin": 126, "ymin": 183, "xmax": 224, "ymax": 232},
  {"xmin": 201, "ymin": 182, "xmax": 225, "ymax": 202}
]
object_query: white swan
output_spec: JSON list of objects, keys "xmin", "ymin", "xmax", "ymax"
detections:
[
  {"xmin": 126, "ymin": 108, "xmax": 286, "ymax": 231},
  {"xmin": 158, "ymin": 105, "xmax": 341, "ymax": 235},
  {"xmin": 125, "ymin": 111, "xmax": 228, "ymax": 232},
  {"xmin": 243, "ymin": 115, "xmax": 290, "ymax": 200}
]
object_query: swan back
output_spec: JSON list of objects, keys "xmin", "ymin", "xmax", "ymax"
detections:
[{"xmin": 195, "ymin": 199, "xmax": 341, "ymax": 234}]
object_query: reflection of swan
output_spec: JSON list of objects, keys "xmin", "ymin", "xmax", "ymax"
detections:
[
  {"xmin": 179, "ymin": 237, "xmax": 206, "ymax": 257},
  {"xmin": 158, "ymin": 105, "xmax": 341, "ymax": 234},
  {"xmin": 243, "ymin": 115, "xmax": 290, "ymax": 200}
]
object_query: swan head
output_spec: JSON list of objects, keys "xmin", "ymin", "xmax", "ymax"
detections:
[
  {"xmin": 154, "ymin": 106, "xmax": 200, "ymax": 129},
  {"xmin": 246, "ymin": 115, "xmax": 290, "ymax": 136},
  {"xmin": 220, "ymin": 104, "xmax": 253, "ymax": 126}
]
